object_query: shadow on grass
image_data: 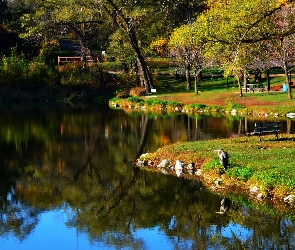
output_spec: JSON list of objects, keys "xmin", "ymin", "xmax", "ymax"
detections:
[
  {"xmin": 155, "ymin": 74, "xmax": 236, "ymax": 94},
  {"xmin": 277, "ymin": 137, "xmax": 295, "ymax": 142}
]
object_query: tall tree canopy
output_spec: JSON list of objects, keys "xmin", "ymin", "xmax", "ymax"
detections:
[
  {"xmin": 170, "ymin": 0, "xmax": 295, "ymax": 98},
  {"xmin": 15, "ymin": 0, "xmax": 206, "ymax": 94}
]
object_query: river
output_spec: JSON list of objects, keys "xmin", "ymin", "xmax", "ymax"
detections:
[{"xmin": 0, "ymin": 104, "xmax": 294, "ymax": 249}]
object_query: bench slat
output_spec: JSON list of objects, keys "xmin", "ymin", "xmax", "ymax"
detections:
[
  {"xmin": 249, "ymin": 122, "xmax": 282, "ymax": 141},
  {"xmin": 255, "ymin": 122, "xmax": 281, "ymax": 128}
]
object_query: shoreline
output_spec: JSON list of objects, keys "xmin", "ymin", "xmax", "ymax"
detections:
[
  {"xmin": 109, "ymin": 96, "xmax": 295, "ymax": 118},
  {"xmin": 135, "ymin": 135, "xmax": 295, "ymax": 216}
]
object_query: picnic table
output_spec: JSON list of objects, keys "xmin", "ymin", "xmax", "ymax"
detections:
[{"xmin": 243, "ymin": 83, "xmax": 265, "ymax": 93}]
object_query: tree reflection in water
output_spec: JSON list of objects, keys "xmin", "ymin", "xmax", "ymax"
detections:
[{"xmin": 0, "ymin": 104, "xmax": 294, "ymax": 249}]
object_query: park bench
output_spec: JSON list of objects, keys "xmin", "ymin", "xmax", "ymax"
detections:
[{"xmin": 248, "ymin": 122, "xmax": 282, "ymax": 141}]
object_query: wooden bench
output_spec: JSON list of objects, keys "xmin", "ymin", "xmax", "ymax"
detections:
[{"xmin": 248, "ymin": 122, "xmax": 282, "ymax": 141}]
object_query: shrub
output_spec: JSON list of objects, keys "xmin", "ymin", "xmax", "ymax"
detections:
[
  {"xmin": 145, "ymin": 99, "xmax": 168, "ymax": 107},
  {"xmin": 0, "ymin": 48, "xmax": 59, "ymax": 87},
  {"xmin": 127, "ymin": 96, "xmax": 144, "ymax": 104},
  {"xmin": 187, "ymin": 103, "xmax": 207, "ymax": 111},
  {"xmin": 129, "ymin": 87, "xmax": 146, "ymax": 96},
  {"xmin": 225, "ymin": 98, "xmax": 244, "ymax": 110}
]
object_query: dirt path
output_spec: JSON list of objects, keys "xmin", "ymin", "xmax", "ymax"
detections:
[{"xmin": 152, "ymin": 91, "xmax": 280, "ymax": 107}]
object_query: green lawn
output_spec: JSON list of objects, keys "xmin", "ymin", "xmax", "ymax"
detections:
[{"xmin": 138, "ymin": 134, "xmax": 295, "ymax": 206}]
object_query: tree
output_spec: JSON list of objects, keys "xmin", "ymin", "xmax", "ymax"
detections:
[
  {"xmin": 169, "ymin": 24, "xmax": 204, "ymax": 94},
  {"xmin": 103, "ymin": 0, "xmax": 206, "ymax": 93},
  {"xmin": 266, "ymin": 6, "xmax": 295, "ymax": 99},
  {"xmin": 103, "ymin": 0, "xmax": 154, "ymax": 93},
  {"xmin": 175, "ymin": 0, "xmax": 295, "ymax": 98},
  {"xmin": 19, "ymin": 0, "xmax": 104, "ymax": 56}
]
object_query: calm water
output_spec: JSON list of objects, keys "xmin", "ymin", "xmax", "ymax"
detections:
[{"xmin": 0, "ymin": 104, "xmax": 295, "ymax": 250}]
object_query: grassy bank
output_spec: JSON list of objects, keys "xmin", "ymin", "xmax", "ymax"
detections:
[
  {"xmin": 110, "ymin": 91, "xmax": 295, "ymax": 118},
  {"xmin": 137, "ymin": 134, "xmax": 295, "ymax": 210},
  {"xmin": 109, "ymin": 58, "xmax": 295, "ymax": 117}
]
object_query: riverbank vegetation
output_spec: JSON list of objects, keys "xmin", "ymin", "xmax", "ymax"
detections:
[
  {"xmin": 2, "ymin": 0, "xmax": 295, "ymax": 104},
  {"xmin": 136, "ymin": 134, "xmax": 295, "ymax": 211}
]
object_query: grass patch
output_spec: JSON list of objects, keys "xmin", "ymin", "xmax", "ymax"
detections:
[
  {"xmin": 226, "ymin": 165, "xmax": 254, "ymax": 181},
  {"xmin": 253, "ymin": 92, "xmax": 290, "ymax": 103},
  {"xmin": 142, "ymin": 134, "xmax": 295, "ymax": 201},
  {"xmin": 127, "ymin": 96, "xmax": 145, "ymax": 104}
]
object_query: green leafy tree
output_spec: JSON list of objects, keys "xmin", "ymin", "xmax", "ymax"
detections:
[{"xmin": 173, "ymin": 0, "xmax": 295, "ymax": 98}]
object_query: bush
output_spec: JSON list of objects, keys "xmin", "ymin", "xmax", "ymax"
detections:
[
  {"xmin": 129, "ymin": 87, "xmax": 146, "ymax": 96},
  {"xmin": 0, "ymin": 48, "xmax": 59, "ymax": 87},
  {"xmin": 225, "ymin": 98, "xmax": 244, "ymax": 110},
  {"xmin": 127, "ymin": 96, "xmax": 144, "ymax": 104}
]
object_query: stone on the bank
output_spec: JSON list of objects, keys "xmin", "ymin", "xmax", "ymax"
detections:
[
  {"xmin": 174, "ymin": 160, "xmax": 184, "ymax": 170},
  {"xmin": 231, "ymin": 109, "xmax": 237, "ymax": 115},
  {"xmin": 136, "ymin": 160, "xmax": 145, "ymax": 167},
  {"xmin": 284, "ymin": 194, "xmax": 295, "ymax": 203},
  {"xmin": 140, "ymin": 153, "xmax": 149, "ymax": 158},
  {"xmin": 214, "ymin": 178, "xmax": 222, "ymax": 186},
  {"xmin": 195, "ymin": 169, "xmax": 202, "ymax": 176},
  {"xmin": 186, "ymin": 162, "xmax": 195, "ymax": 170},
  {"xmin": 257, "ymin": 193, "xmax": 263, "ymax": 200},
  {"xmin": 287, "ymin": 112, "xmax": 295, "ymax": 118},
  {"xmin": 157, "ymin": 159, "xmax": 170, "ymax": 168},
  {"xmin": 250, "ymin": 186, "xmax": 259, "ymax": 193}
]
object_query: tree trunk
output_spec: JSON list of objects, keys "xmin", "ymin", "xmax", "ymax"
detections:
[
  {"xmin": 185, "ymin": 47, "xmax": 191, "ymax": 91},
  {"xmin": 104, "ymin": 0, "xmax": 153, "ymax": 94},
  {"xmin": 194, "ymin": 69, "xmax": 198, "ymax": 95},
  {"xmin": 236, "ymin": 74, "xmax": 243, "ymax": 97},
  {"xmin": 243, "ymin": 70, "xmax": 247, "ymax": 88},
  {"xmin": 243, "ymin": 70, "xmax": 248, "ymax": 93},
  {"xmin": 283, "ymin": 61, "xmax": 292, "ymax": 99},
  {"xmin": 126, "ymin": 23, "xmax": 153, "ymax": 93},
  {"xmin": 266, "ymin": 69, "xmax": 270, "ymax": 92},
  {"xmin": 282, "ymin": 43, "xmax": 292, "ymax": 99}
]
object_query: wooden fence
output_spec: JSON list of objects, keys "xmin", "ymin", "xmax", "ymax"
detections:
[{"xmin": 57, "ymin": 56, "xmax": 94, "ymax": 66}]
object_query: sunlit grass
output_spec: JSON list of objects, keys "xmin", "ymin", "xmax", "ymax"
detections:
[
  {"xmin": 252, "ymin": 92, "xmax": 292, "ymax": 103},
  {"xmin": 142, "ymin": 134, "xmax": 295, "ymax": 200}
]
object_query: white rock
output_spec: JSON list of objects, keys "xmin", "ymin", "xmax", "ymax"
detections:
[
  {"xmin": 250, "ymin": 186, "xmax": 259, "ymax": 193},
  {"xmin": 214, "ymin": 178, "xmax": 222, "ymax": 186},
  {"xmin": 186, "ymin": 162, "xmax": 195, "ymax": 170},
  {"xmin": 136, "ymin": 160, "xmax": 145, "ymax": 167},
  {"xmin": 175, "ymin": 160, "xmax": 184, "ymax": 170},
  {"xmin": 157, "ymin": 159, "xmax": 170, "ymax": 168},
  {"xmin": 287, "ymin": 113, "xmax": 295, "ymax": 118},
  {"xmin": 187, "ymin": 170, "xmax": 193, "ymax": 175},
  {"xmin": 195, "ymin": 169, "xmax": 202, "ymax": 176},
  {"xmin": 284, "ymin": 194, "xmax": 295, "ymax": 203},
  {"xmin": 257, "ymin": 193, "xmax": 263, "ymax": 200},
  {"xmin": 140, "ymin": 153, "xmax": 149, "ymax": 158},
  {"xmin": 231, "ymin": 109, "xmax": 237, "ymax": 115},
  {"xmin": 159, "ymin": 168, "xmax": 169, "ymax": 175}
]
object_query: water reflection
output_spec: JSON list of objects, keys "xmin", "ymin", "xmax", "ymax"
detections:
[{"xmin": 0, "ymin": 104, "xmax": 295, "ymax": 249}]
